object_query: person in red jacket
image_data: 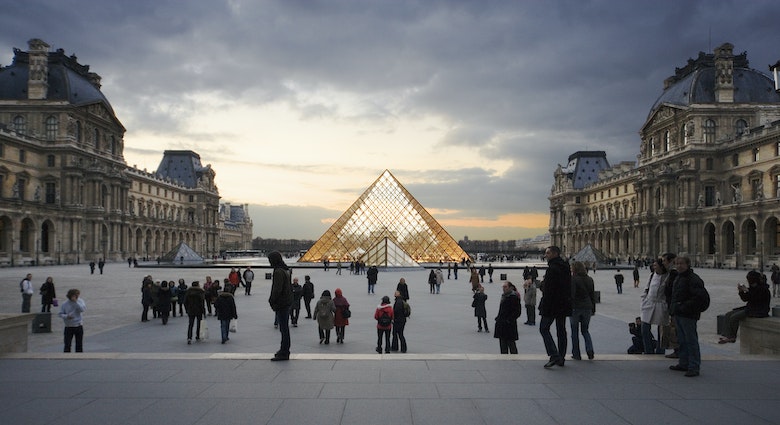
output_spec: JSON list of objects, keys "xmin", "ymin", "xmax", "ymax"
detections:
[{"xmin": 374, "ymin": 295, "xmax": 394, "ymax": 353}]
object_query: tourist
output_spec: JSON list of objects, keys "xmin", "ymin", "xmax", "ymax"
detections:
[
  {"xmin": 539, "ymin": 245, "xmax": 572, "ymax": 368},
  {"xmin": 228, "ymin": 268, "xmax": 240, "ymax": 293},
  {"xmin": 472, "ymin": 285, "xmax": 488, "ymax": 333},
  {"xmin": 184, "ymin": 281, "xmax": 206, "ymax": 344},
  {"xmin": 98, "ymin": 258, "xmax": 105, "ymax": 274},
  {"xmin": 39, "ymin": 276, "xmax": 56, "ymax": 313},
  {"xmin": 214, "ymin": 285, "xmax": 238, "ymax": 344},
  {"xmin": 176, "ymin": 279, "xmax": 188, "ymax": 317},
  {"xmin": 428, "ymin": 269, "xmax": 437, "ymax": 294},
  {"xmin": 290, "ymin": 277, "xmax": 303, "ymax": 327},
  {"xmin": 20, "ymin": 273, "xmax": 33, "ymax": 313},
  {"xmin": 157, "ymin": 281, "xmax": 172, "ymax": 325},
  {"xmin": 469, "ymin": 268, "xmax": 480, "ymax": 293},
  {"xmin": 479, "ymin": 265, "xmax": 486, "ymax": 283},
  {"xmin": 141, "ymin": 280, "xmax": 153, "ymax": 322},
  {"xmin": 614, "ymin": 270, "xmax": 624, "ymax": 294},
  {"xmin": 374, "ymin": 295, "xmax": 394, "ymax": 353},
  {"xmin": 242, "ymin": 266, "xmax": 255, "ymax": 295},
  {"xmin": 570, "ymin": 261, "xmax": 596, "ymax": 360},
  {"xmin": 314, "ymin": 290, "xmax": 335, "ymax": 344},
  {"xmin": 640, "ymin": 259, "xmax": 670, "ymax": 354},
  {"xmin": 396, "ymin": 278, "xmax": 409, "ymax": 301},
  {"xmin": 660, "ymin": 252, "xmax": 680, "ymax": 359},
  {"xmin": 494, "ymin": 281, "xmax": 520, "ymax": 354},
  {"xmin": 633, "ymin": 266, "xmax": 641, "ymax": 288},
  {"xmin": 367, "ymin": 265, "xmax": 379, "ymax": 294},
  {"xmin": 333, "ymin": 288, "xmax": 350, "ymax": 343},
  {"xmin": 391, "ymin": 290, "xmax": 410, "ymax": 352},
  {"xmin": 523, "ymin": 279, "xmax": 538, "ymax": 326},
  {"xmin": 58, "ymin": 288, "xmax": 86, "ymax": 352},
  {"xmin": 717, "ymin": 270, "xmax": 770, "ymax": 344},
  {"xmin": 434, "ymin": 268, "xmax": 443, "ymax": 294},
  {"xmin": 268, "ymin": 251, "xmax": 293, "ymax": 361},
  {"xmin": 771, "ymin": 264, "xmax": 780, "ymax": 298},
  {"xmin": 487, "ymin": 263, "xmax": 494, "ymax": 283},
  {"xmin": 302, "ymin": 276, "xmax": 315, "ymax": 318},
  {"xmin": 203, "ymin": 276, "xmax": 215, "ymax": 315},
  {"xmin": 669, "ymin": 256, "xmax": 708, "ymax": 377}
]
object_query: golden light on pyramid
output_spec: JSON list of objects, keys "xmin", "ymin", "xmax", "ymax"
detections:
[{"xmin": 299, "ymin": 170, "xmax": 471, "ymax": 266}]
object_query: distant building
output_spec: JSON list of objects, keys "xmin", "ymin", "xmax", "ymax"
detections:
[
  {"xmin": 0, "ymin": 39, "xmax": 232, "ymax": 265},
  {"xmin": 550, "ymin": 43, "xmax": 780, "ymax": 269},
  {"xmin": 219, "ymin": 203, "xmax": 253, "ymax": 251}
]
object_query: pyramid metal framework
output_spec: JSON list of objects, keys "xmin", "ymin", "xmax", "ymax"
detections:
[{"xmin": 299, "ymin": 170, "xmax": 470, "ymax": 266}]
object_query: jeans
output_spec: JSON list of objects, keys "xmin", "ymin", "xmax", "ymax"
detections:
[
  {"xmin": 499, "ymin": 338, "xmax": 517, "ymax": 354},
  {"xmin": 187, "ymin": 315, "xmax": 202, "ymax": 340},
  {"xmin": 368, "ymin": 283, "xmax": 375, "ymax": 294},
  {"xmin": 525, "ymin": 304, "xmax": 536, "ymax": 324},
  {"xmin": 64, "ymin": 325, "xmax": 83, "ymax": 352},
  {"xmin": 569, "ymin": 309, "xmax": 594, "ymax": 357},
  {"xmin": 435, "ymin": 283, "xmax": 441, "ymax": 294},
  {"xmin": 723, "ymin": 308, "xmax": 748, "ymax": 339},
  {"xmin": 477, "ymin": 316, "xmax": 488, "ymax": 331},
  {"xmin": 291, "ymin": 307, "xmax": 300, "ymax": 325},
  {"xmin": 675, "ymin": 316, "xmax": 700, "ymax": 372},
  {"xmin": 275, "ymin": 307, "xmax": 291, "ymax": 356},
  {"xmin": 540, "ymin": 315, "xmax": 567, "ymax": 361},
  {"xmin": 641, "ymin": 322, "xmax": 664, "ymax": 354},
  {"xmin": 220, "ymin": 319, "xmax": 230, "ymax": 342},
  {"xmin": 376, "ymin": 328, "xmax": 390, "ymax": 351},
  {"xmin": 22, "ymin": 293, "xmax": 32, "ymax": 313},
  {"xmin": 391, "ymin": 320, "xmax": 407, "ymax": 352}
]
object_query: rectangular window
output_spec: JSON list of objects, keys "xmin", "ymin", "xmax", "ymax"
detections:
[
  {"xmin": 753, "ymin": 148, "xmax": 760, "ymax": 162},
  {"xmin": 147, "ymin": 185, "xmax": 151, "ymax": 194},
  {"xmin": 706, "ymin": 158, "xmax": 714, "ymax": 170},
  {"xmin": 45, "ymin": 183, "xmax": 56, "ymax": 204},
  {"xmin": 47, "ymin": 154, "xmax": 55, "ymax": 167},
  {"xmin": 776, "ymin": 141, "xmax": 780, "ymax": 156},
  {"xmin": 19, "ymin": 149, "xmax": 26, "ymax": 163},
  {"xmin": 189, "ymin": 195, "xmax": 194, "ymax": 202},
  {"xmin": 732, "ymin": 154, "xmax": 739, "ymax": 167},
  {"xmin": 0, "ymin": 143, "xmax": 4, "ymax": 157},
  {"xmin": 17, "ymin": 178, "xmax": 26, "ymax": 200},
  {"xmin": 156, "ymin": 187, "xmax": 160, "ymax": 196},
  {"xmin": 575, "ymin": 196, "xmax": 581, "ymax": 204},
  {"xmin": 704, "ymin": 185, "xmax": 715, "ymax": 206}
]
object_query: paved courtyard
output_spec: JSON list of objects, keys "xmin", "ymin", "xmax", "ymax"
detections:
[{"xmin": 1, "ymin": 261, "xmax": 778, "ymax": 424}]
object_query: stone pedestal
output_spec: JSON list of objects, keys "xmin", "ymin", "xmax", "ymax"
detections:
[
  {"xmin": 739, "ymin": 317, "xmax": 780, "ymax": 355},
  {"xmin": 0, "ymin": 313, "xmax": 35, "ymax": 352}
]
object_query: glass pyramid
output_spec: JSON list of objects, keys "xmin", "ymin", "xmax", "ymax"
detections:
[{"xmin": 299, "ymin": 170, "xmax": 471, "ymax": 266}]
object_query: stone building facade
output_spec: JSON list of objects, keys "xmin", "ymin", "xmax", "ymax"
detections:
[
  {"xmin": 550, "ymin": 43, "xmax": 780, "ymax": 269},
  {"xmin": 0, "ymin": 39, "xmax": 225, "ymax": 265},
  {"xmin": 218, "ymin": 203, "xmax": 253, "ymax": 251}
]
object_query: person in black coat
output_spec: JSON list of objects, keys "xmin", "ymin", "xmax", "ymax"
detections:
[
  {"xmin": 718, "ymin": 270, "xmax": 770, "ymax": 344},
  {"xmin": 157, "ymin": 281, "xmax": 172, "ymax": 325},
  {"xmin": 290, "ymin": 277, "xmax": 303, "ymax": 327},
  {"xmin": 302, "ymin": 276, "xmax": 315, "ymax": 318},
  {"xmin": 473, "ymin": 285, "xmax": 488, "ymax": 332},
  {"xmin": 494, "ymin": 281, "xmax": 520, "ymax": 354},
  {"xmin": 539, "ymin": 246, "xmax": 572, "ymax": 368},
  {"xmin": 214, "ymin": 290, "xmax": 238, "ymax": 344},
  {"xmin": 268, "ymin": 251, "xmax": 292, "ymax": 361},
  {"xmin": 396, "ymin": 278, "xmax": 410, "ymax": 301},
  {"xmin": 669, "ymin": 257, "xmax": 707, "ymax": 377}
]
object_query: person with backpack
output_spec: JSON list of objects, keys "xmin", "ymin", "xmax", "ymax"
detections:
[
  {"xmin": 290, "ymin": 277, "xmax": 303, "ymax": 327},
  {"xmin": 313, "ymin": 290, "xmax": 335, "ymax": 344},
  {"xmin": 20, "ymin": 273, "xmax": 33, "ymax": 313},
  {"xmin": 374, "ymin": 295, "xmax": 394, "ymax": 353},
  {"xmin": 669, "ymin": 256, "xmax": 708, "ymax": 377},
  {"xmin": 391, "ymin": 290, "xmax": 410, "ymax": 352}
]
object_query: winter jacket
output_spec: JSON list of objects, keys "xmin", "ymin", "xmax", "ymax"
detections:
[
  {"xmin": 669, "ymin": 268, "xmax": 707, "ymax": 320},
  {"xmin": 740, "ymin": 282, "xmax": 771, "ymax": 318},
  {"xmin": 571, "ymin": 272, "xmax": 596, "ymax": 314},
  {"xmin": 393, "ymin": 297, "xmax": 408, "ymax": 324},
  {"xmin": 214, "ymin": 291, "xmax": 238, "ymax": 321},
  {"xmin": 640, "ymin": 272, "xmax": 669, "ymax": 325},
  {"xmin": 374, "ymin": 303, "xmax": 394, "ymax": 330},
  {"xmin": 184, "ymin": 286, "xmax": 206, "ymax": 317},
  {"xmin": 494, "ymin": 291, "xmax": 520, "ymax": 341},
  {"xmin": 268, "ymin": 268, "xmax": 292, "ymax": 311},
  {"xmin": 291, "ymin": 283, "xmax": 303, "ymax": 309},
  {"xmin": 473, "ymin": 292, "xmax": 487, "ymax": 317},
  {"xmin": 539, "ymin": 256, "xmax": 572, "ymax": 317},
  {"xmin": 157, "ymin": 287, "xmax": 172, "ymax": 313},
  {"xmin": 314, "ymin": 296, "xmax": 336, "ymax": 330},
  {"xmin": 333, "ymin": 295, "xmax": 350, "ymax": 326}
]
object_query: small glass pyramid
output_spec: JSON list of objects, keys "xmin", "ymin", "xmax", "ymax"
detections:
[{"xmin": 299, "ymin": 170, "xmax": 470, "ymax": 266}]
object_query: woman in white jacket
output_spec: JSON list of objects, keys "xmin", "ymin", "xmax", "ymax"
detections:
[{"xmin": 639, "ymin": 259, "xmax": 669, "ymax": 354}]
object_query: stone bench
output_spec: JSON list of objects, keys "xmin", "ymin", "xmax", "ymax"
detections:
[
  {"xmin": 0, "ymin": 313, "xmax": 36, "ymax": 352},
  {"xmin": 739, "ymin": 317, "xmax": 780, "ymax": 355}
]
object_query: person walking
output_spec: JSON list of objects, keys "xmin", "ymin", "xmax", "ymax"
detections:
[
  {"xmin": 570, "ymin": 261, "xmax": 596, "ymax": 360},
  {"xmin": 633, "ymin": 266, "xmax": 641, "ymax": 288},
  {"xmin": 141, "ymin": 280, "xmax": 153, "ymax": 322},
  {"xmin": 39, "ymin": 276, "xmax": 57, "ymax": 313},
  {"xmin": 771, "ymin": 264, "xmax": 780, "ymax": 298},
  {"xmin": 176, "ymin": 280, "xmax": 188, "ymax": 317},
  {"xmin": 391, "ymin": 290, "xmax": 409, "ymax": 352},
  {"xmin": 302, "ymin": 276, "xmax": 315, "ymax": 318},
  {"xmin": 614, "ymin": 271, "xmax": 624, "ymax": 294},
  {"xmin": 242, "ymin": 266, "xmax": 255, "ymax": 295},
  {"xmin": 333, "ymin": 288, "xmax": 350, "ymax": 343},
  {"xmin": 203, "ymin": 276, "xmax": 215, "ymax": 315},
  {"xmin": 58, "ymin": 288, "xmax": 86, "ymax": 352},
  {"xmin": 367, "ymin": 265, "xmax": 379, "ymax": 294},
  {"xmin": 374, "ymin": 295, "xmax": 394, "ymax": 353},
  {"xmin": 268, "ymin": 251, "xmax": 293, "ymax": 361},
  {"xmin": 184, "ymin": 281, "xmax": 206, "ymax": 344},
  {"xmin": 313, "ymin": 290, "xmax": 335, "ymax": 344},
  {"xmin": 473, "ymin": 285, "xmax": 488, "ymax": 332},
  {"xmin": 428, "ymin": 269, "xmax": 437, "ymax": 294},
  {"xmin": 488, "ymin": 263, "xmax": 494, "ymax": 283},
  {"xmin": 98, "ymin": 258, "xmax": 105, "ymax": 274},
  {"xmin": 469, "ymin": 268, "xmax": 480, "ymax": 293},
  {"xmin": 214, "ymin": 287, "xmax": 238, "ymax": 344},
  {"xmin": 290, "ymin": 277, "xmax": 303, "ymax": 327},
  {"xmin": 479, "ymin": 265, "xmax": 486, "ymax": 283},
  {"xmin": 669, "ymin": 256, "xmax": 708, "ymax": 377},
  {"xmin": 20, "ymin": 273, "xmax": 33, "ymax": 313},
  {"xmin": 539, "ymin": 246, "xmax": 572, "ymax": 368},
  {"xmin": 494, "ymin": 281, "xmax": 520, "ymax": 354},
  {"xmin": 434, "ymin": 268, "xmax": 443, "ymax": 294}
]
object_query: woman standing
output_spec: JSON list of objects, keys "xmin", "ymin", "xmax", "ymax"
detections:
[
  {"xmin": 570, "ymin": 261, "xmax": 596, "ymax": 360},
  {"xmin": 470, "ymin": 268, "xmax": 481, "ymax": 293},
  {"xmin": 176, "ymin": 280, "xmax": 188, "ymax": 317},
  {"xmin": 472, "ymin": 285, "xmax": 488, "ymax": 332},
  {"xmin": 428, "ymin": 270, "xmax": 437, "ymax": 294},
  {"xmin": 640, "ymin": 259, "xmax": 670, "ymax": 353},
  {"xmin": 313, "ymin": 290, "xmax": 335, "ymax": 344},
  {"xmin": 157, "ymin": 281, "xmax": 172, "ymax": 325},
  {"xmin": 39, "ymin": 276, "xmax": 56, "ymax": 312},
  {"xmin": 374, "ymin": 295, "xmax": 394, "ymax": 353},
  {"xmin": 333, "ymin": 288, "xmax": 350, "ymax": 343},
  {"xmin": 494, "ymin": 281, "xmax": 520, "ymax": 354},
  {"xmin": 203, "ymin": 276, "xmax": 215, "ymax": 315},
  {"xmin": 214, "ymin": 287, "xmax": 238, "ymax": 344}
]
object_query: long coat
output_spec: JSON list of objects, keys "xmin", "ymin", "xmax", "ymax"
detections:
[
  {"xmin": 333, "ymin": 295, "xmax": 350, "ymax": 327},
  {"xmin": 314, "ymin": 296, "xmax": 336, "ymax": 330},
  {"xmin": 539, "ymin": 256, "xmax": 572, "ymax": 317},
  {"xmin": 184, "ymin": 286, "xmax": 206, "ymax": 318},
  {"xmin": 494, "ymin": 291, "xmax": 520, "ymax": 341},
  {"xmin": 473, "ymin": 292, "xmax": 487, "ymax": 317}
]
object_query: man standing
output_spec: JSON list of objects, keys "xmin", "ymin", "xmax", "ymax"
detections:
[
  {"xmin": 302, "ymin": 275, "xmax": 315, "ymax": 318},
  {"xmin": 669, "ymin": 256, "xmax": 707, "ymax": 377},
  {"xmin": 20, "ymin": 273, "xmax": 33, "ymax": 313},
  {"xmin": 539, "ymin": 246, "xmax": 572, "ymax": 368},
  {"xmin": 58, "ymin": 288, "xmax": 86, "ymax": 352},
  {"xmin": 242, "ymin": 266, "xmax": 255, "ymax": 295},
  {"xmin": 268, "ymin": 251, "xmax": 293, "ymax": 361},
  {"xmin": 391, "ymin": 290, "xmax": 408, "ymax": 352},
  {"xmin": 98, "ymin": 258, "xmax": 105, "ymax": 274},
  {"xmin": 614, "ymin": 271, "xmax": 624, "ymax": 294},
  {"xmin": 367, "ymin": 265, "xmax": 379, "ymax": 294},
  {"xmin": 488, "ymin": 263, "xmax": 494, "ymax": 283}
]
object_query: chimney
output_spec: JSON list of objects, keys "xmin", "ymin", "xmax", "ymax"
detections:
[
  {"xmin": 771, "ymin": 60, "xmax": 780, "ymax": 92},
  {"xmin": 27, "ymin": 38, "xmax": 50, "ymax": 100},
  {"xmin": 714, "ymin": 42, "xmax": 735, "ymax": 103}
]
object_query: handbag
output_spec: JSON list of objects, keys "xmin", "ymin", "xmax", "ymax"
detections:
[
  {"xmin": 198, "ymin": 319, "xmax": 209, "ymax": 340},
  {"xmin": 342, "ymin": 307, "xmax": 351, "ymax": 319},
  {"xmin": 52, "ymin": 298, "xmax": 59, "ymax": 307},
  {"xmin": 229, "ymin": 318, "xmax": 237, "ymax": 333}
]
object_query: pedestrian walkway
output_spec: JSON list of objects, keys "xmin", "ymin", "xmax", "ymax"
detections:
[{"xmin": 1, "ymin": 262, "xmax": 778, "ymax": 424}]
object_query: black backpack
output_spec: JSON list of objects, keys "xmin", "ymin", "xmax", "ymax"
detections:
[{"xmin": 378, "ymin": 310, "xmax": 392, "ymax": 327}]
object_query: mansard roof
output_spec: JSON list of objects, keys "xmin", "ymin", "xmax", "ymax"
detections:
[
  {"xmin": 561, "ymin": 151, "xmax": 610, "ymax": 190},
  {"xmin": 155, "ymin": 150, "xmax": 212, "ymax": 189}
]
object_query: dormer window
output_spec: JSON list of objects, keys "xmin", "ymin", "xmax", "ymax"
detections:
[
  {"xmin": 13, "ymin": 115, "xmax": 26, "ymax": 134},
  {"xmin": 45, "ymin": 116, "xmax": 58, "ymax": 140},
  {"xmin": 664, "ymin": 131, "xmax": 670, "ymax": 152},
  {"xmin": 704, "ymin": 119, "xmax": 716, "ymax": 143},
  {"xmin": 735, "ymin": 119, "xmax": 748, "ymax": 136}
]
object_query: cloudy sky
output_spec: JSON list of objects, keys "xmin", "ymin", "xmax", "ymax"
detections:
[{"xmin": 2, "ymin": 1, "xmax": 779, "ymax": 240}]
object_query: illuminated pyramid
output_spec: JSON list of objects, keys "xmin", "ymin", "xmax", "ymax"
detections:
[{"xmin": 299, "ymin": 170, "xmax": 470, "ymax": 266}]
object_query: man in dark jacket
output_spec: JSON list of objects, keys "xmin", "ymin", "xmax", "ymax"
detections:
[
  {"xmin": 302, "ymin": 276, "xmax": 315, "ymax": 318},
  {"xmin": 718, "ymin": 270, "xmax": 771, "ymax": 344},
  {"xmin": 391, "ymin": 291, "xmax": 408, "ymax": 352},
  {"xmin": 669, "ymin": 256, "xmax": 707, "ymax": 377},
  {"xmin": 539, "ymin": 246, "xmax": 572, "ymax": 368},
  {"xmin": 268, "ymin": 251, "xmax": 293, "ymax": 361}
]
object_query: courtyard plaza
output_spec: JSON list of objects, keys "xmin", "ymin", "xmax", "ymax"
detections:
[{"xmin": 0, "ymin": 261, "xmax": 778, "ymax": 424}]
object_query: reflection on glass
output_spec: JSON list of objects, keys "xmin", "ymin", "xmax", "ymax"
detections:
[{"xmin": 299, "ymin": 170, "xmax": 470, "ymax": 266}]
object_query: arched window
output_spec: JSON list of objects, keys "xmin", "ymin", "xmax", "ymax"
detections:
[
  {"xmin": 735, "ymin": 119, "xmax": 748, "ymax": 136},
  {"xmin": 704, "ymin": 119, "xmax": 716, "ymax": 143},
  {"xmin": 12, "ymin": 115, "xmax": 26, "ymax": 134},
  {"xmin": 45, "ymin": 116, "xmax": 58, "ymax": 140}
]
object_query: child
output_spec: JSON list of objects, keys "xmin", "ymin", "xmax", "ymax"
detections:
[
  {"xmin": 58, "ymin": 289, "xmax": 86, "ymax": 352},
  {"xmin": 472, "ymin": 285, "xmax": 488, "ymax": 332}
]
